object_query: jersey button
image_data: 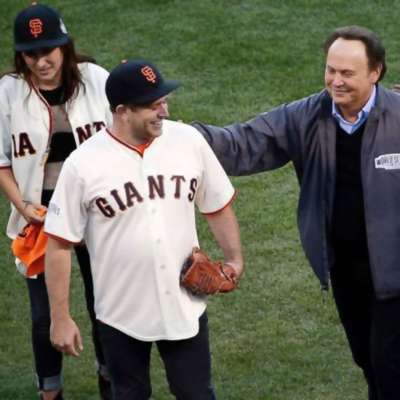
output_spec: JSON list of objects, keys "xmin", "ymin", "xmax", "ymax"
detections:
[{"xmin": 160, "ymin": 265, "xmax": 166, "ymax": 269}]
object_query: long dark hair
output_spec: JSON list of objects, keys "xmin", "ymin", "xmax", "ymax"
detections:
[{"xmin": 5, "ymin": 38, "xmax": 95, "ymax": 102}]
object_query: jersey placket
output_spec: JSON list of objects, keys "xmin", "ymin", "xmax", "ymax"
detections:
[{"xmin": 141, "ymin": 150, "xmax": 179, "ymax": 334}]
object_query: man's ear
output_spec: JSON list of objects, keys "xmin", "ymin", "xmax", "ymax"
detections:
[
  {"xmin": 371, "ymin": 64, "xmax": 382, "ymax": 84},
  {"xmin": 115, "ymin": 104, "xmax": 126, "ymax": 115}
]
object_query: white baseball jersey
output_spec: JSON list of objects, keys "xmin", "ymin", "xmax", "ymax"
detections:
[
  {"xmin": 45, "ymin": 121, "xmax": 235, "ymax": 341},
  {"xmin": 0, "ymin": 62, "xmax": 112, "ymax": 239}
]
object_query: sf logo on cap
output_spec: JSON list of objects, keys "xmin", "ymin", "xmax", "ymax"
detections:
[
  {"xmin": 29, "ymin": 18, "xmax": 43, "ymax": 38},
  {"xmin": 141, "ymin": 66, "xmax": 157, "ymax": 84}
]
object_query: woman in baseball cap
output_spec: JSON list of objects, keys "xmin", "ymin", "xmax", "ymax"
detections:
[{"xmin": 0, "ymin": 3, "xmax": 112, "ymax": 400}]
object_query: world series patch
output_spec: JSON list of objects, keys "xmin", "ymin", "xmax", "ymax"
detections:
[{"xmin": 375, "ymin": 154, "xmax": 400, "ymax": 170}]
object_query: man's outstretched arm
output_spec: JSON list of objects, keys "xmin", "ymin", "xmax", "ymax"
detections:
[{"xmin": 192, "ymin": 113, "xmax": 290, "ymax": 177}]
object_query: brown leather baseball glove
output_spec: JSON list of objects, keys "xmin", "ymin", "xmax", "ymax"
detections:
[{"xmin": 180, "ymin": 247, "xmax": 238, "ymax": 295}]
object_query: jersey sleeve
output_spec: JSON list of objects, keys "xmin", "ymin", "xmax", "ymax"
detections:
[
  {"xmin": 44, "ymin": 157, "xmax": 88, "ymax": 243},
  {"xmin": 194, "ymin": 132, "xmax": 235, "ymax": 214},
  {"xmin": 0, "ymin": 79, "xmax": 13, "ymax": 168}
]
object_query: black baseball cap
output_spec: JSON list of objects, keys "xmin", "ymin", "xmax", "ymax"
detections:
[
  {"xmin": 106, "ymin": 60, "xmax": 181, "ymax": 109},
  {"xmin": 14, "ymin": 3, "xmax": 70, "ymax": 52}
]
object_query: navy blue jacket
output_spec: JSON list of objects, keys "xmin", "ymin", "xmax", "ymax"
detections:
[{"xmin": 194, "ymin": 85, "xmax": 400, "ymax": 299}]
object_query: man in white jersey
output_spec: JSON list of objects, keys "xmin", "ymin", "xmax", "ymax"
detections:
[{"xmin": 44, "ymin": 59, "xmax": 244, "ymax": 400}]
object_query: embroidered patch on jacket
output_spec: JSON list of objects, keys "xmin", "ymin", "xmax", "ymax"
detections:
[{"xmin": 375, "ymin": 154, "xmax": 400, "ymax": 170}]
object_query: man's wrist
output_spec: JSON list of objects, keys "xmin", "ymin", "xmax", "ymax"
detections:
[{"xmin": 50, "ymin": 308, "xmax": 71, "ymax": 322}]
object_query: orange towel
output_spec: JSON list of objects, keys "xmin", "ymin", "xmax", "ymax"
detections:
[{"xmin": 11, "ymin": 209, "xmax": 48, "ymax": 277}]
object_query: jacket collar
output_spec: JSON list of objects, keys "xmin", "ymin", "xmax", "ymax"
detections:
[{"xmin": 319, "ymin": 84, "xmax": 387, "ymax": 120}]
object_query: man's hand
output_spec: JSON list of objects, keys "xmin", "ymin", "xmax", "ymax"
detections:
[
  {"xmin": 224, "ymin": 260, "xmax": 243, "ymax": 280},
  {"xmin": 50, "ymin": 316, "xmax": 83, "ymax": 357}
]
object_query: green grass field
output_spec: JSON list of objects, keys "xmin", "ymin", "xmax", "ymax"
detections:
[{"xmin": 1, "ymin": 1, "xmax": 400, "ymax": 399}]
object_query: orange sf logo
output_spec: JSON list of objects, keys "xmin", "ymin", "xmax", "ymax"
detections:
[
  {"xmin": 29, "ymin": 18, "xmax": 43, "ymax": 38},
  {"xmin": 141, "ymin": 66, "xmax": 157, "ymax": 84}
]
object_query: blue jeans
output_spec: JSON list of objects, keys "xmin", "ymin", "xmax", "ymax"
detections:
[
  {"xmin": 97, "ymin": 312, "xmax": 216, "ymax": 400},
  {"xmin": 26, "ymin": 244, "xmax": 106, "ymax": 391}
]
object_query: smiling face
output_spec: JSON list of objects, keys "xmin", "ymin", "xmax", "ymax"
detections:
[
  {"xmin": 325, "ymin": 38, "xmax": 381, "ymax": 120},
  {"xmin": 121, "ymin": 96, "xmax": 170, "ymax": 144},
  {"xmin": 22, "ymin": 46, "xmax": 64, "ymax": 89}
]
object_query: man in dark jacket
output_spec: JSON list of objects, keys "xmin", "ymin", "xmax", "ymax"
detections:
[{"xmin": 193, "ymin": 26, "xmax": 400, "ymax": 400}]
